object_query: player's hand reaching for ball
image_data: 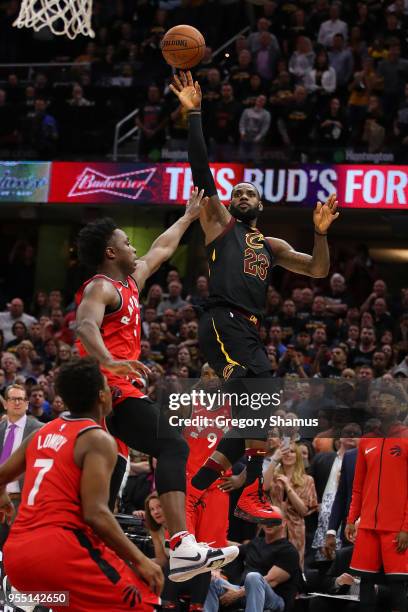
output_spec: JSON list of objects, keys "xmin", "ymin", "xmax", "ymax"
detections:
[
  {"xmin": 169, "ymin": 70, "xmax": 202, "ymax": 111},
  {"xmin": 104, "ymin": 359, "xmax": 151, "ymax": 379},
  {"xmin": 132, "ymin": 556, "xmax": 164, "ymax": 595},
  {"xmin": 184, "ymin": 186, "xmax": 209, "ymax": 221},
  {"xmin": 313, "ymin": 193, "xmax": 339, "ymax": 234}
]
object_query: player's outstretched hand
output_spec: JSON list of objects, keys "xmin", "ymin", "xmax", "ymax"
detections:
[
  {"xmin": 104, "ymin": 359, "xmax": 151, "ymax": 378},
  {"xmin": 133, "ymin": 556, "xmax": 164, "ymax": 595},
  {"xmin": 313, "ymin": 193, "xmax": 339, "ymax": 234},
  {"xmin": 169, "ymin": 70, "xmax": 202, "ymax": 111},
  {"xmin": 0, "ymin": 491, "xmax": 15, "ymax": 525},
  {"xmin": 184, "ymin": 186, "xmax": 209, "ymax": 221}
]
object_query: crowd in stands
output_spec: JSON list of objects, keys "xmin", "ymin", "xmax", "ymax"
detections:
[
  {"xmin": 1, "ymin": 0, "xmax": 408, "ymax": 160},
  {"xmin": 0, "ymin": 237, "xmax": 407, "ymax": 609}
]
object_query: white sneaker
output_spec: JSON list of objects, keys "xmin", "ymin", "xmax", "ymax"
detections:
[{"xmin": 168, "ymin": 534, "xmax": 239, "ymax": 582}]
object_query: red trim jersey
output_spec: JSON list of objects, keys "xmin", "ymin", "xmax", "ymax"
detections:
[
  {"xmin": 10, "ymin": 415, "xmax": 102, "ymax": 538},
  {"xmin": 76, "ymin": 274, "xmax": 145, "ymax": 404},
  {"xmin": 347, "ymin": 432, "xmax": 408, "ymax": 532},
  {"xmin": 184, "ymin": 402, "xmax": 232, "ymax": 480}
]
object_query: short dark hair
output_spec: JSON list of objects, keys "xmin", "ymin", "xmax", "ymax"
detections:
[
  {"xmin": 55, "ymin": 357, "xmax": 105, "ymax": 414},
  {"xmin": 232, "ymin": 182, "xmax": 261, "ymax": 200},
  {"xmin": 77, "ymin": 217, "xmax": 118, "ymax": 267}
]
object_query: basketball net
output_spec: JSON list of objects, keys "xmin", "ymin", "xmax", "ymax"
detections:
[{"xmin": 13, "ymin": 0, "xmax": 95, "ymax": 39}]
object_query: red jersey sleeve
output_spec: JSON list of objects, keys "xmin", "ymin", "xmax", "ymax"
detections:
[{"xmin": 347, "ymin": 442, "xmax": 367, "ymax": 525}]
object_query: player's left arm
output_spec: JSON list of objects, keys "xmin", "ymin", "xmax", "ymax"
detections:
[
  {"xmin": 133, "ymin": 187, "xmax": 207, "ymax": 290},
  {"xmin": 267, "ymin": 194, "xmax": 339, "ymax": 278},
  {"xmin": 0, "ymin": 434, "xmax": 33, "ymax": 523}
]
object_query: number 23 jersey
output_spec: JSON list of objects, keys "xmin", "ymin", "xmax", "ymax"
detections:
[{"xmin": 206, "ymin": 218, "xmax": 274, "ymax": 317}]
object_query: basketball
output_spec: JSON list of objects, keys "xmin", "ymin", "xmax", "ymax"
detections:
[{"xmin": 161, "ymin": 25, "xmax": 206, "ymax": 69}]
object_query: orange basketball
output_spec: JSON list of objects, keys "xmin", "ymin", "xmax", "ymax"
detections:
[{"xmin": 161, "ymin": 25, "xmax": 206, "ymax": 69}]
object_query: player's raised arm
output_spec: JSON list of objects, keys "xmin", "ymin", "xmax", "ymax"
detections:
[
  {"xmin": 170, "ymin": 70, "xmax": 231, "ymax": 244},
  {"xmin": 133, "ymin": 186, "xmax": 206, "ymax": 289},
  {"xmin": 267, "ymin": 194, "xmax": 339, "ymax": 278}
]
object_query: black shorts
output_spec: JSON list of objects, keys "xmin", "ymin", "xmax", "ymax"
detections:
[{"xmin": 199, "ymin": 307, "xmax": 271, "ymax": 380}]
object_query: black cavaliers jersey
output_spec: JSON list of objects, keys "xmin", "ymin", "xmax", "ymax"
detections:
[{"xmin": 206, "ymin": 218, "xmax": 274, "ymax": 318}]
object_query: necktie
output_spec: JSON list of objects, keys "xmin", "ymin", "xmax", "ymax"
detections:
[{"xmin": 0, "ymin": 423, "xmax": 17, "ymax": 464}]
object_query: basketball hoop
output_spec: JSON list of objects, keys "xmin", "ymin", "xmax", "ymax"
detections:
[{"xmin": 13, "ymin": 0, "xmax": 95, "ymax": 39}]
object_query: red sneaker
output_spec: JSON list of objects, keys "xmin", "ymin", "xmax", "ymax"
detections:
[{"xmin": 234, "ymin": 479, "xmax": 283, "ymax": 524}]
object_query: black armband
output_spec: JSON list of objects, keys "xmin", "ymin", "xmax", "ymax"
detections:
[{"xmin": 188, "ymin": 111, "xmax": 218, "ymax": 197}]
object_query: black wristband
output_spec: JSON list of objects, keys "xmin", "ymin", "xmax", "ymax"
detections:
[{"xmin": 315, "ymin": 230, "xmax": 327, "ymax": 236}]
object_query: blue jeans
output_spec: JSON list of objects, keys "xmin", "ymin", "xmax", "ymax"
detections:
[{"xmin": 204, "ymin": 573, "xmax": 285, "ymax": 612}]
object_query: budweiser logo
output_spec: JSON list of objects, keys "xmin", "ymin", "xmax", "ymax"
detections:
[{"xmin": 68, "ymin": 167, "xmax": 157, "ymax": 200}]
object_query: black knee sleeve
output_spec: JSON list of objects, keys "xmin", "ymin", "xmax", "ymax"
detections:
[
  {"xmin": 216, "ymin": 437, "xmax": 246, "ymax": 466},
  {"xmin": 154, "ymin": 434, "xmax": 189, "ymax": 496}
]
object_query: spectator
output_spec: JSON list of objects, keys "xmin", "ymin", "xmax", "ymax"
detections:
[
  {"xmin": 278, "ymin": 85, "xmax": 315, "ymax": 152},
  {"xmin": 265, "ymin": 442, "xmax": 318, "ymax": 567},
  {"xmin": 247, "ymin": 17, "xmax": 280, "ymax": 55},
  {"xmin": 136, "ymin": 84, "xmax": 167, "ymax": 160},
  {"xmin": 5, "ymin": 322, "xmax": 29, "ymax": 351},
  {"xmin": 318, "ymin": 2, "xmax": 348, "ymax": 48},
  {"xmin": 157, "ymin": 281, "xmax": 187, "ymax": 316},
  {"xmin": 254, "ymin": 31, "xmax": 280, "ymax": 83},
  {"xmin": 304, "ymin": 49, "xmax": 337, "ymax": 107},
  {"xmin": 209, "ymin": 82, "xmax": 241, "ymax": 161},
  {"xmin": 0, "ymin": 383, "xmax": 42, "ymax": 546},
  {"xmin": 229, "ymin": 50, "xmax": 255, "ymax": 101},
  {"xmin": 377, "ymin": 42, "xmax": 408, "ymax": 116},
  {"xmin": 288, "ymin": 36, "xmax": 315, "ymax": 86},
  {"xmin": 187, "ymin": 276, "xmax": 209, "ymax": 308},
  {"xmin": 1, "ymin": 353, "xmax": 19, "ymax": 387},
  {"xmin": 204, "ymin": 507, "xmax": 302, "ymax": 612},
  {"xmin": 0, "ymin": 298, "xmax": 37, "ymax": 345},
  {"xmin": 317, "ymin": 96, "xmax": 348, "ymax": 148},
  {"xmin": 29, "ymin": 98, "xmax": 58, "ymax": 158},
  {"xmin": 67, "ymin": 83, "xmax": 93, "ymax": 107},
  {"xmin": 144, "ymin": 284, "xmax": 163, "ymax": 310},
  {"xmin": 28, "ymin": 385, "xmax": 51, "ymax": 423},
  {"xmin": 50, "ymin": 394, "xmax": 65, "ymax": 419},
  {"xmin": 349, "ymin": 326, "xmax": 377, "ymax": 368},
  {"xmin": 0, "ymin": 88, "xmax": 19, "ymax": 148},
  {"xmin": 328, "ymin": 33, "xmax": 353, "ymax": 95},
  {"xmin": 239, "ymin": 94, "xmax": 271, "ymax": 161}
]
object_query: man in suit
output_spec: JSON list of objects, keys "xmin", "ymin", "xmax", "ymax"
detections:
[
  {"xmin": 0, "ymin": 383, "xmax": 42, "ymax": 546},
  {"xmin": 324, "ymin": 447, "xmax": 358, "ymax": 558}
]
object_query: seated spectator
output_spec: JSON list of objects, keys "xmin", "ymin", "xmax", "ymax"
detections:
[
  {"xmin": 204, "ymin": 507, "xmax": 302, "ymax": 612},
  {"xmin": 317, "ymin": 346, "xmax": 348, "ymax": 378},
  {"xmin": 157, "ymin": 281, "xmax": 187, "ymax": 315},
  {"xmin": 318, "ymin": 2, "xmax": 348, "ymax": 48},
  {"xmin": 0, "ymin": 298, "xmax": 37, "ymax": 345},
  {"xmin": 288, "ymin": 36, "xmax": 315, "ymax": 86},
  {"xmin": 14, "ymin": 340, "xmax": 35, "ymax": 378},
  {"xmin": 50, "ymin": 394, "xmax": 65, "ymax": 419},
  {"xmin": 1, "ymin": 353, "xmax": 19, "ymax": 387},
  {"xmin": 349, "ymin": 326, "xmax": 377, "ymax": 368},
  {"xmin": 239, "ymin": 94, "xmax": 271, "ymax": 161},
  {"xmin": 187, "ymin": 276, "xmax": 209, "ymax": 308},
  {"xmin": 28, "ymin": 385, "xmax": 51, "ymax": 423},
  {"xmin": 394, "ymin": 82, "xmax": 408, "ymax": 158},
  {"xmin": 269, "ymin": 71, "xmax": 294, "ymax": 108},
  {"xmin": 148, "ymin": 322, "xmax": 167, "ymax": 364},
  {"xmin": 265, "ymin": 442, "xmax": 318, "ymax": 568},
  {"xmin": 5, "ymin": 321, "xmax": 29, "ymax": 351},
  {"xmin": 67, "ymin": 83, "xmax": 93, "ymax": 107},
  {"xmin": 144, "ymin": 284, "xmax": 163, "ymax": 311},
  {"xmin": 29, "ymin": 98, "xmax": 59, "ymax": 158}
]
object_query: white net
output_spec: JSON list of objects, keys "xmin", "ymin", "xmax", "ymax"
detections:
[{"xmin": 13, "ymin": 0, "xmax": 95, "ymax": 39}]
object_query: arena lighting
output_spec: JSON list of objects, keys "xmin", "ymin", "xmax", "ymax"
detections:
[{"xmin": 369, "ymin": 248, "xmax": 408, "ymax": 263}]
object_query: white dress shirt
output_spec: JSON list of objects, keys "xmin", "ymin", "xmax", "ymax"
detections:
[{"xmin": 5, "ymin": 415, "xmax": 27, "ymax": 493}]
